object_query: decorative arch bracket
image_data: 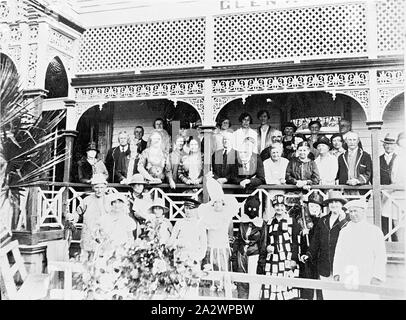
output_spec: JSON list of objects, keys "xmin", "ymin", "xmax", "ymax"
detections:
[
  {"xmin": 169, "ymin": 97, "xmax": 204, "ymax": 121},
  {"xmin": 327, "ymin": 89, "xmax": 370, "ymax": 120}
]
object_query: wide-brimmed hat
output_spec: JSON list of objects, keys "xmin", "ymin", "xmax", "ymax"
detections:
[
  {"xmin": 313, "ymin": 135, "xmax": 332, "ymax": 150},
  {"xmin": 381, "ymin": 133, "xmax": 397, "ymax": 144},
  {"xmin": 282, "ymin": 122, "xmax": 298, "ymax": 133},
  {"xmin": 304, "ymin": 191, "xmax": 324, "ymax": 206},
  {"xmin": 344, "ymin": 199, "xmax": 367, "ymax": 210},
  {"xmin": 308, "ymin": 120, "xmax": 322, "ymax": 129},
  {"xmin": 272, "ymin": 194, "xmax": 286, "ymax": 206},
  {"xmin": 322, "ymin": 190, "xmax": 347, "ymax": 206},
  {"xmin": 86, "ymin": 142, "xmax": 99, "ymax": 153},
  {"xmin": 128, "ymin": 173, "xmax": 147, "ymax": 185},
  {"xmin": 108, "ymin": 193, "xmax": 128, "ymax": 204},
  {"xmin": 183, "ymin": 198, "xmax": 201, "ymax": 209},
  {"xmin": 90, "ymin": 173, "xmax": 107, "ymax": 185},
  {"xmin": 149, "ymin": 198, "xmax": 169, "ymax": 213}
]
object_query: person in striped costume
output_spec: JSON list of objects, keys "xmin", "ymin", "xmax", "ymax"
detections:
[{"xmin": 258, "ymin": 194, "xmax": 302, "ymax": 300}]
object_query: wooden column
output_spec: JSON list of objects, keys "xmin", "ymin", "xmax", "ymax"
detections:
[
  {"xmin": 200, "ymin": 125, "xmax": 216, "ymax": 203},
  {"xmin": 367, "ymin": 120, "xmax": 383, "ymax": 228}
]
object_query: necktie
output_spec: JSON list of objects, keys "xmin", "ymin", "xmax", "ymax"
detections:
[{"xmin": 222, "ymin": 150, "xmax": 227, "ymax": 176}]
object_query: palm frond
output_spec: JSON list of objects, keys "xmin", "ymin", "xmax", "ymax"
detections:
[{"xmin": 1, "ymin": 53, "xmax": 67, "ymax": 188}]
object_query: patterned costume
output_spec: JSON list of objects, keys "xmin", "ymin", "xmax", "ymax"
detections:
[{"xmin": 258, "ymin": 195, "xmax": 301, "ymax": 300}]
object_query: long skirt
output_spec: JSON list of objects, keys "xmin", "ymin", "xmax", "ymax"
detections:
[{"xmin": 202, "ymin": 247, "xmax": 231, "ymax": 271}]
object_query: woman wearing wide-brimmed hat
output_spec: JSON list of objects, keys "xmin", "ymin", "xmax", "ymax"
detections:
[
  {"xmin": 126, "ymin": 173, "xmax": 154, "ymax": 238},
  {"xmin": 300, "ymin": 190, "xmax": 350, "ymax": 300},
  {"xmin": 145, "ymin": 197, "xmax": 172, "ymax": 245},
  {"xmin": 77, "ymin": 142, "xmax": 108, "ymax": 184}
]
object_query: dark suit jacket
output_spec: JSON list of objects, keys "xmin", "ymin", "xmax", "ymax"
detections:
[
  {"xmin": 235, "ymin": 153, "xmax": 265, "ymax": 189},
  {"xmin": 212, "ymin": 148, "xmax": 238, "ymax": 183},
  {"xmin": 307, "ymin": 213, "xmax": 350, "ymax": 277},
  {"xmin": 337, "ymin": 148, "xmax": 372, "ymax": 185},
  {"xmin": 105, "ymin": 145, "xmax": 131, "ymax": 183}
]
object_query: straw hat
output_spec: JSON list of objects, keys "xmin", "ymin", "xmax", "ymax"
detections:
[
  {"xmin": 149, "ymin": 198, "xmax": 169, "ymax": 213},
  {"xmin": 313, "ymin": 135, "xmax": 332, "ymax": 150},
  {"xmin": 90, "ymin": 173, "xmax": 107, "ymax": 185},
  {"xmin": 322, "ymin": 190, "xmax": 347, "ymax": 206},
  {"xmin": 108, "ymin": 193, "xmax": 128, "ymax": 204},
  {"xmin": 381, "ymin": 133, "xmax": 397, "ymax": 144},
  {"xmin": 128, "ymin": 173, "xmax": 147, "ymax": 185}
]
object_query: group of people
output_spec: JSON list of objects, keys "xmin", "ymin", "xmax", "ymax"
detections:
[
  {"xmin": 66, "ymin": 170, "xmax": 387, "ymax": 300},
  {"xmin": 76, "ymin": 113, "xmax": 405, "ymax": 242}
]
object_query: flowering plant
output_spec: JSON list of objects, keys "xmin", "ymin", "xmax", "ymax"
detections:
[{"xmin": 74, "ymin": 218, "xmax": 203, "ymax": 300}]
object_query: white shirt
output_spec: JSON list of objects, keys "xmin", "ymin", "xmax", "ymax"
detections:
[
  {"xmin": 259, "ymin": 125, "xmax": 269, "ymax": 153},
  {"xmin": 233, "ymin": 128, "xmax": 258, "ymax": 154},
  {"xmin": 263, "ymin": 157, "xmax": 289, "ymax": 184},
  {"xmin": 333, "ymin": 220, "xmax": 386, "ymax": 284},
  {"xmin": 315, "ymin": 153, "xmax": 338, "ymax": 185},
  {"xmin": 384, "ymin": 152, "xmax": 395, "ymax": 165}
]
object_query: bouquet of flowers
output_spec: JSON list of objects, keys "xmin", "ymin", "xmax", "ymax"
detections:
[{"xmin": 75, "ymin": 218, "xmax": 203, "ymax": 300}]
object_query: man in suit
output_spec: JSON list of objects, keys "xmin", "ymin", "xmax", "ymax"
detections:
[
  {"xmin": 257, "ymin": 110, "xmax": 273, "ymax": 154},
  {"xmin": 235, "ymin": 139, "xmax": 265, "ymax": 192},
  {"xmin": 337, "ymin": 131, "xmax": 372, "ymax": 187},
  {"xmin": 339, "ymin": 119, "xmax": 363, "ymax": 150},
  {"xmin": 105, "ymin": 131, "xmax": 131, "ymax": 183},
  {"xmin": 380, "ymin": 133, "xmax": 398, "ymax": 241},
  {"xmin": 212, "ymin": 132, "xmax": 238, "ymax": 184}
]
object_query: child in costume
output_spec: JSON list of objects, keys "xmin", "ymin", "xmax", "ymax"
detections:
[
  {"xmin": 258, "ymin": 194, "xmax": 302, "ymax": 300},
  {"xmin": 231, "ymin": 194, "xmax": 267, "ymax": 299},
  {"xmin": 146, "ymin": 198, "xmax": 173, "ymax": 245},
  {"xmin": 167, "ymin": 198, "xmax": 207, "ymax": 266}
]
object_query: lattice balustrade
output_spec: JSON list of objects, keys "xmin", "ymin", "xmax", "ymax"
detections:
[
  {"xmin": 214, "ymin": 3, "xmax": 367, "ymax": 65},
  {"xmin": 77, "ymin": 18, "xmax": 205, "ymax": 73},
  {"xmin": 377, "ymin": 0, "xmax": 405, "ymax": 54}
]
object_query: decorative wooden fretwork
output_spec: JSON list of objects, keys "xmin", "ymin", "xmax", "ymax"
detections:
[
  {"xmin": 212, "ymin": 72, "xmax": 369, "ymax": 95},
  {"xmin": 49, "ymin": 28, "xmax": 74, "ymax": 54},
  {"xmin": 377, "ymin": 69, "xmax": 404, "ymax": 86},
  {"xmin": 75, "ymin": 81, "xmax": 204, "ymax": 101},
  {"xmin": 76, "ymin": 17, "xmax": 205, "ymax": 73},
  {"xmin": 376, "ymin": 0, "xmax": 405, "ymax": 54}
]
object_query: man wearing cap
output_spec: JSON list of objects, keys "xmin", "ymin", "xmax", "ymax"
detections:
[
  {"xmin": 258, "ymin": 194, "xmax": 301, "ymax": 300},
  {"xmin": 212, "ymin": 131, "xmax": 238, "ymax": 185},
  {"xmin": 300, "ymin": 190, "xmax": 349, "ymax": 300},
  {"xmin": 314, "ymin": 136, "xmax": 338, "ymax": 185},
  {"xmin": 380, "ymin": 133, "xmax": 398, "ymax": 241},
  {"xmin": 77, "ymin": 142, "xmax": 108, "ymax": 184},
  {"xmin": 333, "ymin": 199, "xmax": 386, "ymax": 299},
  {"xmin": 66, "ymin": 174, "xmax": 110, "ymax": 260},
  {"xmin": 167, "ymin": 198, "xmax": 207, "ymax": 266},
  {"xmin": 231, "ymin": 194, "xmax": 266, "ymax": 299}
]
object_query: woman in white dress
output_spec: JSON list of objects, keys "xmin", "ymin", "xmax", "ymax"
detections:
[{"xmin": 233, "ymin": 112, "xmax": 258, "ymax": 154}]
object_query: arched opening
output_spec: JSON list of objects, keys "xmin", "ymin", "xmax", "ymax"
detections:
[
  {"xmin": 44, "ymin": 57, "xmax": 69, "ymax": 99},
  {"xmin": 216, "ymin": 92, "xmax": 368, "ymax": 148},
  {"xmin": 72, "ymin": 99, "xmax": 201, "ymax": 182},
  {"xmin": 381, "ymin": 93, "xmax": 405, "ymax": 154}
]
